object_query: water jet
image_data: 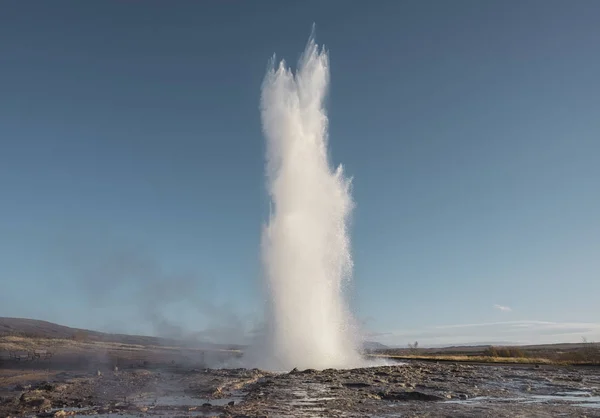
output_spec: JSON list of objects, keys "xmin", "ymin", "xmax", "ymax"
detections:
[{"xmin": 255, "ymin": 28, "xmax": 364, "ymax": 371}]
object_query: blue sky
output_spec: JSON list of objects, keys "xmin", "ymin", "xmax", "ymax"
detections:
[{"xmin": 1, "ymin": 1, "xmax": 598, "ymax": 346}]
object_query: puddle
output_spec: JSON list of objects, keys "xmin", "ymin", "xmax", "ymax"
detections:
[
  {"xmin": 38, "ymin": 393, "xmax": 243, "ymax": 417},
  {"xmin": 445, "ymin": 396, "xmax": 529, "ymax": 404},
  {"xmin": 527, "ymin": 393, "xmax": 600, "ymax": 407},
  {"xmin": 290, "ymin": 396, "xmax": 337, "ymax": 406},
  {"xmin": 446, "ymin": 392, "xmax": 600, "ymax": 409},
  {"xmin": 93, "ymin": 414, "xmax": 220, "ymax": 418},
  {"xmin": 280, "ymin": 383, "xmax": 337, "ymax": 417},
  {"xmin": 574, "ymin": 403, "xmax": 600, "ymax": 409},
  {"xmin": 131, "ymin": 393, "xmax": 243, "ymax": 407},
  {"xmin": 200, "ymin": 395, "xmax": 242, "ymax": 406},
  {"xmin": 93, "ymin": 415, "xmax": 142, "ymax": 418},
  {"xmin": 41, "ymin": 406, "xmax": 223, "ymax": 418},
  {"xmin": 555, "ymin": 391, "xmax": 593, "ymax": 396},
  {"xmin": 133, "ymin": 394, "xmax": 210, "ymax": 406}
]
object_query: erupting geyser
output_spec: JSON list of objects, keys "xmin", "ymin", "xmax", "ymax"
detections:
[{"xmin": 258, "ymin": 29, "xmax": 364, "ymax": 370}]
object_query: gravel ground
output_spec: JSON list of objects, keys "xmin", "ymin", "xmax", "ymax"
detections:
[{"xmin": 1, "ymin": 361, "xmax": 599, "ymax": 417}]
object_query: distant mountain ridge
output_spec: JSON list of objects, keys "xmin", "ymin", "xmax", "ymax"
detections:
[
  {"xmin": 362, "ymin": 341, "xmax": 389, "ymax": 350},
  {"xmin": 1, "ymin": 317, "xmax": 589, "ymax": 353},
  {"xmin": 0, "ymin": 317, "xmax": 243, "ymax": 350}
]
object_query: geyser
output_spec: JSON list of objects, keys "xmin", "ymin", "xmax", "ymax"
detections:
[{"xmin": 258, "ymin": 29, "xmax": 363, "ymax": 370}]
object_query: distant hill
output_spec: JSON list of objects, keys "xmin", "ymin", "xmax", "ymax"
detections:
[
  {"xmin": 362, "ymin": 341, "xmax": 388, "ymax": 351},
  {"xmin": 0, "ymin": 317, "xmax": 243, "ymax": 350},
  {"xmin": 5, "ymin": 317, "xmax": 589, "ymax": 356},
  {"xmin": 0, "ymin": 317, "xmax": 87, "ymax": 340}
]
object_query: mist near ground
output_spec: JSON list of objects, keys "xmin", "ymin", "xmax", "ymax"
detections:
[{"xmin": 60, "ymin": 241, "xmax": 256, "ymax": 351}]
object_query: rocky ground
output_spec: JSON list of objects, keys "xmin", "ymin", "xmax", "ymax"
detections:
[{"xmin": 1, "ymin": 360, "xmax": 599, "ymax": 417}]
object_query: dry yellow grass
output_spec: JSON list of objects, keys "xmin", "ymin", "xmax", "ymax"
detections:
[
  {"xmin": 0, "ymin": 336, "xmax": 141, "ymax": 353},
  {"xmin": 367, "ymin": 353, "xmax": 557, "ymax": 365}
]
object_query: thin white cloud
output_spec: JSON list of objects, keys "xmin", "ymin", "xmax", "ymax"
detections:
[
  {"xmin": 494, "ymin": 304, "xmax": 512, "ymax": 312},
  {"xmin": 371, "ymin": 320, "xmax": 600, "ymax": 347},
  {"xmin": 434, "ymin": 320, "xmax": 553, "ymax": 330}
]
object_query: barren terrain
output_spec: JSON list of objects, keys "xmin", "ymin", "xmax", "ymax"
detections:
[{"xmin": 1, "ymin": 318, "xmax": 599, "ymax": 417}]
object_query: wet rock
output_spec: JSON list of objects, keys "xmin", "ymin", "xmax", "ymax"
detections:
[
  {"xmin": 343, "ymin": 382, "xmax": 371, "ymax": 388},
  {"xmin": 379, "ymin": 391, "xmax": 445, "ymax": 402},
  {"xmin": 37, "ymin": 383, "xmax": 55, "ymax": 391},
  {"xmin": 19, "ymin": 394, "xmax": 51, "ymax": 410}
]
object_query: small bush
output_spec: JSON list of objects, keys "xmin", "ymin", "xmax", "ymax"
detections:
[
  {"xmin": 484, "ymin": 346, "xmax": 526, "ymax": 358},
  {"xmin": 582, "ymin": 339, "xmax": 600, "ymax": 363},
  {"xmin": 72, "ymin": 330, "xmax": 88, "ymax": 342},
  {"xmin": 407, "ymin": 341, "xmax": 419, "ymax": 354}
]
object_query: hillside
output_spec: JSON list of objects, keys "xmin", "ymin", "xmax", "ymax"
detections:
[{"xmin": 0, "ymin": 317, "xmax": 242, "ymax": 350}]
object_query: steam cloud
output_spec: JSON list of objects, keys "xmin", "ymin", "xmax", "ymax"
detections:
[{"xmin": 70, "ymin": 246, "xmax": 250, "ymax": 348}]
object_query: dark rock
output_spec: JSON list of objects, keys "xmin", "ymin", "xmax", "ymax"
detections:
[
  {"xmin": 202, "ymin": 402, "xmax": 212, "ymax": 407},
  {"xmin": 289, "ymin": 368, "xmax": 299, "ymax": 374},
  {"xmin": 20, "ymin": 395, "xmax": 51, "ymax": 409},
  {"xmin": 379, "ymin": 391, "xmax": 444, "ymax": 402},
  {"xmin": 38, "ymin": 383, "xmax": 55, "ymax": 392},
  {"xmin": 343, "ymin": 382, "xmax": 371, "ymax": 388},
  {"xmin": 228, "ymin": 400, "xmax": 235, "ymax": 406}
]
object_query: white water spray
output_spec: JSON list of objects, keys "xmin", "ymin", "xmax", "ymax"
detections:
[{"xmin": 257, "ymin": 30, "xmax": 364, "ymax": 371}]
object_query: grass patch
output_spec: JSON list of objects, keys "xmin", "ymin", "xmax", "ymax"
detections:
[
  {"xmin": 369, "ymin": 341, "xmax": 600, "ymax": 366},
  {"xmin": 368, "ymin": 353, "xmax": 556, "ymax": 364}
]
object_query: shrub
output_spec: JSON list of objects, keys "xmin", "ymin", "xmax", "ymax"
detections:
[
  {"xmin": 484, "ymin": 346, "xmax": 526, "ymax": 358},
  {"xmin": 72, "ymin": 330, "xmax": 88, "ymax": 342}
]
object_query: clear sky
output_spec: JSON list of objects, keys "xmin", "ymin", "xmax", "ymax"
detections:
[{"xmin": 1, "ymin": 1, "xmax": 598, "ymax": 347}]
